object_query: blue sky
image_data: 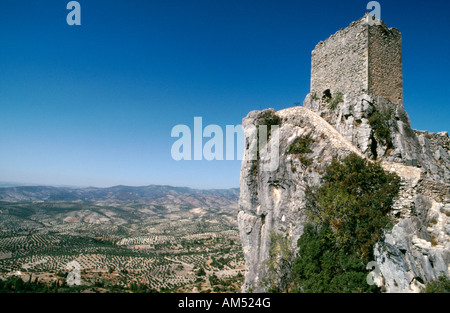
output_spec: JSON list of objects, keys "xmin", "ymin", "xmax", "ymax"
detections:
[{"xmin": 0, "ymin": 0, "xmax": 449, "ymax": 189}]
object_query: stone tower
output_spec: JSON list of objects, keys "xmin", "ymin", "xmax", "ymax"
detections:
[
  {"xmin": 239, "ymin": 13, "xmax": 449, "ymax": 294},
  {"xmin": 310, "ymin": 13, "xmax": 403, "ymax": 105}
]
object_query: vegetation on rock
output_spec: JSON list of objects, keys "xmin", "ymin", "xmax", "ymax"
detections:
[
  {"xmin": 368, "ymin": 106, "xmax": 395, "ymax": 149},
  {"xmin": 257, "ymin": 110, "xmax": 281, "ymax": 142},
  {"xmin": 422, "ymin": 274, "xmax": 450, "ymax": 293},
  {"xmin": 263, "ymin": 231, "xmax": 294, "ymax": 292},
  {"xmin": 287, "ymin": 135, "xmax": 314, "ymax": 155},
  {"xmin": 327, "ymin": 91, "xmax": 344, "ymax": 110},
  {"xmin": 287, "ymin": 135, "xmax": 314, "ymax": 167},
  {"xmin": 290, "ymin": 153, "xmax": 400, "ymax": 292}
]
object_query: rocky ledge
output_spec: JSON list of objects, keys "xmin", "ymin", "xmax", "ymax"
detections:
[{"xmin": 238, "ymin": 92, "xmax": 449, "ymax": 292}]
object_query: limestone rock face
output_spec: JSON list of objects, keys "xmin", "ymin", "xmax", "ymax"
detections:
[
  {"xmin": 238, "ymin": 93, "xmax": 449, "ymax": 292},
  {"xmin": 303, "ymin": 92, "xmax": 449, "ymax": 183}
]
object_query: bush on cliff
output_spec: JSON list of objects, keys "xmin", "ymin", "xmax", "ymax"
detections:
[
  {"xmin": 291, "ymin": 153, "xmax": 400, "ymax": 293},
  {"xmin": 368, "ymin": 106, "xmax": 395, "ymax": 149},
  {"xmin": 422, "ymin": 274, "xmax": 450, "ymax": 293},
  {"xmin": 257, "ymin": 110, "xmax": 281, "ymax": 142}
]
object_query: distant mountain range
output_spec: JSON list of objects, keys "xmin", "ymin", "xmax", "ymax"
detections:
[{"xmin": 0, "ymin": 185, "xmax": 240, "ymax": 207}]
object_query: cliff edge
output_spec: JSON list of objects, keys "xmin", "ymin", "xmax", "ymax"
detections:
[{"xmin": 238, "ymin": 93, "xmax": 449, "ymax": 292}]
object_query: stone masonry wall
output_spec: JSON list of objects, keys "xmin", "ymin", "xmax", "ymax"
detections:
[
  {"xmin": 311, "ymin": 14, "xmax": 403, "ymax": 105},
  {"xmin": 368, "ymin": 24, "xmax": 403, "ymax": 104},
  {"xmin": 311, "ymin": 18, "xmax": 369, "ymax": 97}
]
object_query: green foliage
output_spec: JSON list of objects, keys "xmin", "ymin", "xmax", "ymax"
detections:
[
  {"xmin": 0, "ymin": 275, "xmax": 162, "ymax": 293},
  {"xmin": 287, "ymin": 135, "xmax": 314, "ymax": 167},
  {"xmin": 327, "ymin": 92, "xmax": 343, "ymax": 110},
  {"xmin": 196, "ymin": 267, "xmax": 206, "ymax": 276},
  {"xmin": 422, "ymin": 274, "xmax": 450, "ymax": 293},
  {"xmin": 258, "ymin": 110, "xmax": 281, "ymax": 128},
  {"xmin": 129, "ymin": 281, "xmax": 158, "ymax": 293},
  {"xmin": 291, "ymin": 224, "xmax": 378, "ymax": 293},
  {"xmin": 0, "ymin": 197, "xmax": 244, "ymax": 293},
  {"xmin": 291, "ymin": 153, "xmax": 400, "ymax": 293},
  {"xmin": 0, "ymin": 276, "xmax": 63, "ymax": 293},
  {"xmin": 287, "ymin": 135, "xmax": 314, "ymax": 155},
  {"xmin": 263, "ymin": 231, "xmax": 294, "ymax": 293},
  {"xmin": 298, "ymin": 155, "xmax": 313, "ymax": 167},
  {"xmin": 257, "ymin": 110, "xmax": 281, "ymax": 142},
  {"xmin": 304, "ymin": 153, "xmax": 400, "ymax": 255},
  {"xmin": 368, "ymin": 106, "xmax": 395, "ymax": 148},
  {"xmin": 209, "ymin": 273, "xmax": 219, "ymax": 286},
  {"xmin": 210, "ymin": 256, "xmax": 228, "ymax": 270}
]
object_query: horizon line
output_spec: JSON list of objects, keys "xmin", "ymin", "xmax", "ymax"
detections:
[{"xmin": 0, "ymin": 181, "xmax": 240, "ymax": 191}]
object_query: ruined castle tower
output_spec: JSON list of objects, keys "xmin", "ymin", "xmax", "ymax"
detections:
[{"xmin": 311, "ymin": 14, "xmax": 403, "ymax": 105}]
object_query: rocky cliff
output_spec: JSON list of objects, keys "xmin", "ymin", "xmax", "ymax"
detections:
[{"xmin": 237, "ymin": 91, "xmax": 449, "ymax": 292}]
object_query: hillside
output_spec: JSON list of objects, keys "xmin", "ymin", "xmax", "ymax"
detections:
[
  {"xmin": 0, "ymin": 185, "xmax": 244, "ymax": 293},
  {"xmin": 0, "ymin": 185, "xmax": 239, "ymax": 206}
]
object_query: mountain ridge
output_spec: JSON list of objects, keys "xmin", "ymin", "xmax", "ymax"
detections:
[{"xmin": 0, "ymin": 184, "xmax": 240, "ymax": 207}]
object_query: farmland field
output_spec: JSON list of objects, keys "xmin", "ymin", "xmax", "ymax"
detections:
[{"xmin": 0, "ymin": 186, "xmax": 244, "ymax": 293}]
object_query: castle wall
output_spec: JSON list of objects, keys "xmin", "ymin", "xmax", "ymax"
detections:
[
  {"xmin": 368, "ymin": 25, "xmax": 403, "ymax": 104},
  {"xmin": 310, "ymin": 15, "xmax": 403, "ymax": 105},
  {"xmin": 311, "ymin": 19, "xmax": 369, "ymax": 97}
]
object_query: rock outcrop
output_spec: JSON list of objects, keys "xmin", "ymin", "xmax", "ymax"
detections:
[
  {"xmin": 238, "ymin": 93, "xmax": 449, "ymax": 292},
  {"xmin": 238, "ymin": 14, "xmax": 449, "ymax": 293},
  {"xmin": 238, "ymin": 13, "xmax": 449, "ymax": 293}
]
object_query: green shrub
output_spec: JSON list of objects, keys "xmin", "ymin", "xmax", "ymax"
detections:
[
  {"xmin": 368, "ymin": 106, "xmax": 394, "ymax": 148},
  {"xmin": 196, "ymin": 267, "xmax": 206, "ymax": 276},
  {"xmin": 258, "ymin": 110, "xmax": 281, "ymax": 127},
  {"xmin": 328, "ymin": 92, "xmax": 343, "ymax": 110},
  {"xmin": 291, "ymin": 224, "xmax": 377, "ymax": 293},
  {"xmin": 287, "ymin": 135, "xmax": 314, "ymax": 155},
  {"xmin": 306, "ymin": 153, "xmax": 400, "ymax": 252},
  {"xmin": 298, "ymin": 155, "xmax": 313, "ymax": 167},
  {"xmin": 291, "ymin": 153, "xmax": 400, "ymax": 293},
  {"xmin": 263, "ymin": 231, "xmax": 294, "ymax": 293},
  {"xmin": 422, "ymin": 275, "xmax": 450, "ymax": 293},
  {"xmin": 287, "ymin": 135, "xmax": 314, "ymax": 167},
  {"xmin": 257, "ymin": 110, "xmax": 281, "ymax": 142}
]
